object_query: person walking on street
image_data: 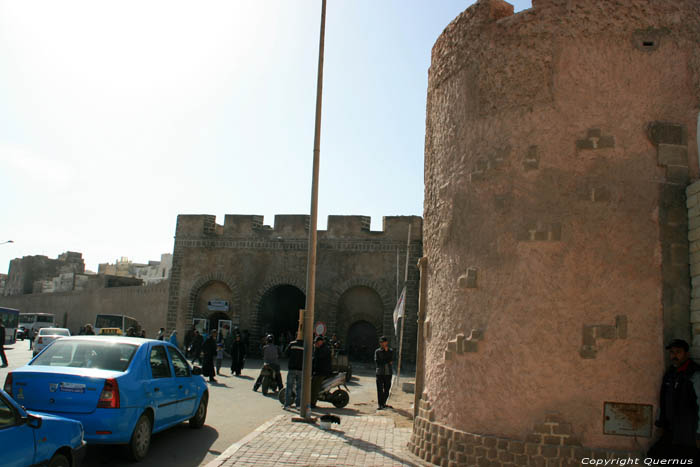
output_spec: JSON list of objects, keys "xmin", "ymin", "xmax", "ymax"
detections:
[
  {"xmin": 311, "ymin": 336, "xmax": 332, "ymax": 408},
  {"xmin": 254, "ymin": 335, "xmax": 283, "ymax": 392},
  {"xmin": 215, "ymin": 343, "xmax": 224, "ymax": 376},
  {"xmin": 375, "ymin": 336, "xmax": 394, "ymax": 410},
  {"xmin": 184, "ymin": 326, "xmax": 195, "ymax": 356},
  {"xmin": 284, "ymin": 335, "xmax": 304, "ymax": 409},
  {"xmin": 229, "ymin": 333, "xmax": 246, "ymax": 376},
  {"xmin": 157, "ymin": 328, "xmax": 165, "ymax": 341},
  {"xmin": 190, "ymin": 330, "xmax": 203, "ymax": 364},
  {"xmin": 168, "ymin": 330, "xmax": 178, "ymax": 348},
  {"xmin": 202, "ymin": 329, "xmax": 218, "ymax": 383},
  {"xmin": 84, "ymin": 324, "xmax": 95, "ymax": 335},
  {"xmin": 28, "ymin": 327, "xmax": 35, "ymax": 350},
  {"xmin": 648, "ymin": 339, "xmax": 700, "ymax": 460},
  {"xmin": 0, "ymin": 321, "xmax": 8, "ymax": 367}
]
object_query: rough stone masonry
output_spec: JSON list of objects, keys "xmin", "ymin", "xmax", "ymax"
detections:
[{"xmin": 412, "ymin": 0, "xmax": 700, "ymax": 464}]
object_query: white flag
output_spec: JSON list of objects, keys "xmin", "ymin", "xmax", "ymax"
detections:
[{"xmin": 393, "ymin": 286, "xmax": 406, "ymax": 336}]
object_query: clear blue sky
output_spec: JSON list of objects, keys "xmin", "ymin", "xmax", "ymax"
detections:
[{"xmin": 0, "ymin": 0, "xmax": 532, "ymax": 272}]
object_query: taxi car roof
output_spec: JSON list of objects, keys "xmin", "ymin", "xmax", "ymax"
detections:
[{"xmin": 51, "ymin": 336, "xmax": 168, "ymax": 346}]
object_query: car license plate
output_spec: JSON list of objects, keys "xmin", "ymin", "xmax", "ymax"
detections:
[{"xmin": 60, "ymin": 382, "xmax": 86, "ymax": 393}]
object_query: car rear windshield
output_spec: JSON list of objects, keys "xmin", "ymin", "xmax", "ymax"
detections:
[
  {"xmin": 39, "ymin": 328, "xmax": 70, "ymax": 336},
  {"xmin": 31, "ymin": 340, "xmax": 137, "ymax": 372}
]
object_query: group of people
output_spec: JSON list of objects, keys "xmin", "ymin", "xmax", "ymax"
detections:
[{"xmin": 182, "ymin": 326, "xmax": 247, "ymax": 383}]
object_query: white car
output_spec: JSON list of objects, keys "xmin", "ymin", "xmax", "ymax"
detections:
[{"xmin": 32, "ymin": 328, "xmax": 71, "ymax": 357}]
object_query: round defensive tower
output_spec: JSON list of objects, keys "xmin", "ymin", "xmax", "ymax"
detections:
[{"xmin": 411, "ymin": 0, "xmax": 700, "ymax": 463}]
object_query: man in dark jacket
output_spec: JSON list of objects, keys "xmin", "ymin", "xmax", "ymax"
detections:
[
  {"xmin": 311, "ymin": 336, "xmax": 332, "ymax": 407},
  {"xmin": 284, "ymin": 336, "xmax": 304, "ymax": 409},
  {"xmin": 375, "ymin": 336, "xmax": 394, "ymax": 410},
  {"xmin": 648, "ymin": 339, "xmax": 700, "ymax": 460},
  {"xmin": 0, "ymin": 321, "xmax": 7, "ymax": 367}
]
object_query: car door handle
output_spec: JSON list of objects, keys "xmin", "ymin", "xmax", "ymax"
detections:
[{"xmin": 154, "ymin": 387, "xmax": 159, "ymax": 392}]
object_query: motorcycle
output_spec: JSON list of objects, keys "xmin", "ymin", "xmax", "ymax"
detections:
[
  {"xmin": 254, "ymin": 363, "xmax": 280, "ymax": 395},
  {"xmin": 278, "ymin": 372, "xmax": 350, "ymax": 408}
]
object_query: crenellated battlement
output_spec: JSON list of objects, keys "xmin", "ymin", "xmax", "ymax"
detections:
[{"xmin": 174, "ymin": 214, "xmax": 422, "ymax": 242}]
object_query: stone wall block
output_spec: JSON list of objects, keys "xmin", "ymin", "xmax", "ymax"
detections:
[
  {"xmin": 687, "ymin": 181, "xmax": 700, "ymax": 196},
  {"xmin": 615, "ymin": 315, "xmax": 628, "ymax": 339},
  {"xmin": 657, "ymin": 144, "xmax": 688, "ymax": 166}
]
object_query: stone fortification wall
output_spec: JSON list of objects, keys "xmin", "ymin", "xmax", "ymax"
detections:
[
  {"xmin": 0, "ymin": 281, "xmax": 168, "ymax": 337},
  {"xmin": 413, "ymin": 0, "xmax": 700, "ymax": 464},
  {"xmin": 168, "ymin": 214, "xmax": 422, "ymax": 360},
  {"xmin": 688, "ymin": 180, "xmax": 700, "ymax": 359}
]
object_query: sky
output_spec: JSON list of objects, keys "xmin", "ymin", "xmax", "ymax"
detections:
[{"xmin": 0, "ymin": 0, "xmax": 532, "ymax": 273}]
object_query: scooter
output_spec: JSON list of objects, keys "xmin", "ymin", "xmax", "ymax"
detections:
[
  {"xmin": 253, "ymin": 363, "xmax": 281, "ymax": 395},
  {"xmin": 278, "ymin": 372, "xmax": 350, "ymax": 408}
]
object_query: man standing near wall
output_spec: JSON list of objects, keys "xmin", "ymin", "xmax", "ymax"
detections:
[
  {"xmin": 311, "ymin": 336, "xmax": 332, "ymax": 408},
  {"xmin": 649, "ymin": 339, "xmax": 700, "ymax": 460},
  {"xmin": 0, "ymin": 321, "xmax": 7, "ymax": 367},
  {"xmin": 284, "ymin": 335, "xmax": 304, "ymax": 409},
  {"xmin": 375, "ymin": 336, "xmax": 393, "ymax": 411}
]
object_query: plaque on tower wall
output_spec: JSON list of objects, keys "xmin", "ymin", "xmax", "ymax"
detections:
[{"xmin": 603, "ymin": 402, "xmax": 653, "ymax": 437}]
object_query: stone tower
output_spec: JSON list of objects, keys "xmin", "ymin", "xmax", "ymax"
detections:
[{"xmin": 411, "ymin": 0, "xmax": 700, "ymax": 463}]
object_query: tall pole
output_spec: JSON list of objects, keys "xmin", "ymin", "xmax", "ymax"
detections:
[
  {"xmin": 300, "ymin": 0, "xmax": 327, "ymax": 421},
  {"xmin": 395, "ymin": 223, "xmax": 411, "ymax": 388}
]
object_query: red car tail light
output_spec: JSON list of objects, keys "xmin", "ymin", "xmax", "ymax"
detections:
[
  {"xmin": 3, "ymin": 373, "xmax": 12, "ymax": 397},
  {"xmin": 97, "ymin": 378, "xmax": 120, "ymax": 409}
]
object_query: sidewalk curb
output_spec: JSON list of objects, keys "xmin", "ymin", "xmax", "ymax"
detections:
[{"xmin": 204, "ymin": 414, "xmax": 285, "ymax": 467}]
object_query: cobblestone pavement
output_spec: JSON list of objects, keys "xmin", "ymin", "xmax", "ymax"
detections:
[{"xmin": 207, "ymin": 413, "xmax": 425, "ymax": 467}]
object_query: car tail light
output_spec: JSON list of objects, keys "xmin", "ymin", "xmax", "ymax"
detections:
[
  {"xmin": 3, "ymin": 373, "xmax": 12, "ymax": 397},
  {"xmin": 97, "ymin": 378, "xmax": 120, "ymax": 409}
]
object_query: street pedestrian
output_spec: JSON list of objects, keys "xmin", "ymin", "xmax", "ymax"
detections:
[
  {"xmin": 375, "ymin": 336, "xmax": 394, "ymax": 410},
  {"xmin": 228, "ymin": 333, "xmax": 246, "ymax": 376},
  {"xmin": 184, "ymin": 326, "xmax": 195, "ymax": 355},
  {"xmin": 157, "ymin": 328, "xmax": 165, "ymax": 341},
  {"xmin": 140, "ymin": 330, "xmax": 146, "ymax": 338},
  {"xmin": 84, "ymin": 324, "xmax": 95, "ymax": 335},
  {"xmin": 169, "ymin": 330, "xmax": 178, "ymax": 348},
  {"xmin": 190, "ymin": 330, "xmax": 203, "ymax": 364},
  {"xmin": 648, "ymin": 339, "xmax": 700, "ymax": 460},
  {"xmin": 28, "ymin": 328, "xmax": 35, "ymax": 350},
  {"xmin": 202, "ymin": 329, "xmax": 218, "ymax": 383},
  {"xmin": 215, "ymin": 343, "xmax": 224, "ymax": 376},
  {"xmin": 284, "ymin": 335, "xmax": 304, "ymax": 409},
  {"xmin": 0, "ymin": 320, "xmax": 8, "ymax": 367},
  {"xmin": 254, "ymin": 335, "xmax": 283, "ymax": 392},
  {"xmin": 311, "ymin": 336, "xmax": 332, "ymax": 408}
]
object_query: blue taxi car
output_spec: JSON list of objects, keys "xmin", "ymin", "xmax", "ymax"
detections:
[
  {"xmin": 0, "ymin": 388, "xmax": 86, "ymax": 467},
  {"xmin": 3, "ymin": 336, "xmax": 208, "ymax": 462}
]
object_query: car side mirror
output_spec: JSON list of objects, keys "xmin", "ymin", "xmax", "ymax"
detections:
[
  {"xmin": 192, "ymin": 366, "xmax": 202, "ymax": 376},
  {"xmin": 24, "ymin": 414, "xmax": 42, "ymax": 429}
]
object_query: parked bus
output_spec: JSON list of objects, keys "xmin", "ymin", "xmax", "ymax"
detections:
[
  {"xmin": 0, "ymin": 307, "xmax": 20, "ymax": 345},
  {"xmin": 18, "ymin": 312, "xmax": 56, "ymax": 338},
  {"xmin": 94, "ymin": 314, "xmax": 140, "ymax": 335}
]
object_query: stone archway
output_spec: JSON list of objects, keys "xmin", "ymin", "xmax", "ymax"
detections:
[
  {"xmin": 251, "ymin": 275, "xmax": 306, "ymax": 346},
  {"xmin": 257, "ymin": 284, "xmax": 306, "ymax": 343},
  {"xmin": 347, "ymin": 320, "xmax": 379, "ymax": 362},
  {"xmin": 329, "ymin": 278, "xmax": 393, "ymax": 340},
  {"xmin": 335, "ymin": 285, "xmax": 385, "ymax": 357},
  {"xmin": 187, "ymin": 273, "xmax": 241, "ymax": 327}
]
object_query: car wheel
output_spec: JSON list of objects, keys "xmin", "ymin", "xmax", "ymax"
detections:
[
  {"xmin": 48, "ymin": 453, "xmax": 70, "ymax": 467},
  {"xmin": 189, "ymin": 393, "xmax": 208, "ymax": 429},
  {"xmin": 127, "ymin": 414, "xmax": 152, "ymax": 461}
]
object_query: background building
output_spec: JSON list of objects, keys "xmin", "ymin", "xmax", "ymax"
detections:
[{"xmin": 168, "ymin": 214, "xmax": 422, "ymax": 360}]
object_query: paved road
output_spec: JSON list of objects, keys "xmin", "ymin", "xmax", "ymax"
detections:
[{"xmin": 0, "ymin": 341, "xmax": 380, "ymax": 466}]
